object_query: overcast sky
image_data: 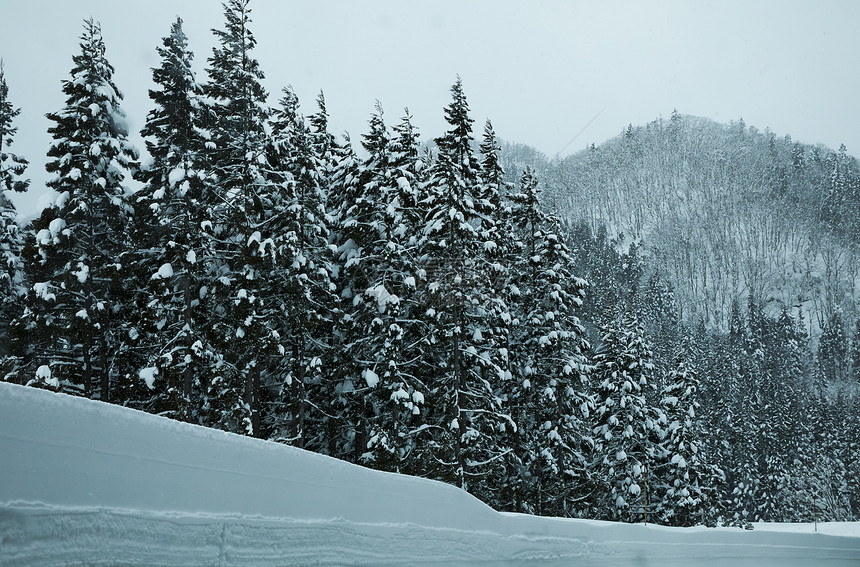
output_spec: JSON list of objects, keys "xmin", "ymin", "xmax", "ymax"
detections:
[{"xmin": 2, "ymin": 0, "xmax": 859, "ymax": 218}]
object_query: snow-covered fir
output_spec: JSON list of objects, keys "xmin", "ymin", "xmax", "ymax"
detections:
[{"xmin": 17, "ymin": 18, "xmax": 139, "ymax": 402}]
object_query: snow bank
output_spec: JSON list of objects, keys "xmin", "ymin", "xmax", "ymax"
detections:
[{"xmin": 1, "ymin": 382, "xmax": 859, "ymax": 566}]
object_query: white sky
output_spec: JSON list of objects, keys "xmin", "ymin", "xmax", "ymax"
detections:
[{"xmin": 2, "ymin": 0, "xmax": 859, "ymax": 218}]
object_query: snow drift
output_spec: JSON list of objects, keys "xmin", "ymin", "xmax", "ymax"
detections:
[{"xmin": 1, "ymin": 381, "xmax": 858, "ymax": 566}]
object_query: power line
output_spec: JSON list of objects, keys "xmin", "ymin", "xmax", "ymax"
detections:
[{"xmin": 554, "ymin": 106, "xmax": 607, "ymax": 158}]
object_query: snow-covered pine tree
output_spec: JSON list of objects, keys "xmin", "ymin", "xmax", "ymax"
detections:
[
  {"xmin": 763, "ymin": 307, "xmax": 814, "ymax": 521},
  {"xmin": 739, "ymin": 299, "xmax": 791, "ymax": 522},
  {"xmin": 851, "ymin": 320, "xmax": 860, "ymax": 383},
  {"xmin": 308, "ymin": 91, "xmax": 346, "ymax": 210},
  {"xmin": 333, "ymin": 104, "xmax": 407, "ymax": 468},
  {"xmin": 476, "ymin": 120, "xmax": 523, "ymax": 510},
  {"xmin": 367, "ymin": 109, "xmax": 434, "ymax": 473},
  {"xmin": 694, "ymin": 320, "xmax": 741, "ymax": 522},
  {"xmin": 503, "ymin": 167, "xmax": 593, "ymax": 517},
  {"xmin": 819, "ymin": 144, "xmax": 851, "ymax": 233},
  {"xmin": 476, "ymin": 119, "xmax": 506, "ymax": 233},
  {"xmin": 130, "ymin": 17, "xmax": 219, "ymax": 421},
  {"xmin": 636, "ymin": 272, "xmax": 681, "ymax": 383},
  {"xmin": 842, "ymin": 394, "xmax": 860, "ymax": 519},
  {"xmin": 566, "ymin": 222, "xmax": 643, "ymax": 327},
  {"xmin": 201, "ymin": 0, "xmax": 281, "ymax": 436},
  {"xmin": 314, "ymin": 126, "xmax": 362, "ymax": 461},
  {"xmin": 722, "ymin": 296, "xmax": 809, "ymax": 523},
  {"xmin": 263, "ymin": 87, "xmax": 338, "ymax": 449},
  {"xmin": 22, "ymin": 19, "xmax": 139, "ymax": 400},
  {"xmin": 476, "ymin": 120, "xmax": 516, "ymax": 390},
  {"xmin": 656, "ymin": 355, "xmax": 723, "ymax": 526},
  {"xmin": 805, "ymin": 389, "xmax": 856, "ymax": 521},
  {"xmin": 590, "ymin": 312, "xmax": 657, "ymax": 522},
  {"xmin": 391, "ymin": 108, "xmax": 426, "ymax": 203},
  {"xmin": 0, "ymin": 61, "xmax": 28, "ymax": 197},
  {"xmin": 0, "ymin": 61, "xmax": 29, "ymax": 380},
  {"xmin": 390, "ymin": 110, "xmax": 425, "ymax": 213},
  {"xmin": 819, "ymin": 310, "xmax": 848, "ymax": 383},
  {"xmin": 0, "ymin": 60, "xmax": 29, "ymax": 354},
  {"xmin": 415, "ymin": 78, "xmax": 510, "ymax": 492}
]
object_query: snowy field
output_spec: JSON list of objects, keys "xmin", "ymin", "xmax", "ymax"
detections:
[{"xmin": 1, "ymin": 382, "xmax": 858, "ymax": 566}]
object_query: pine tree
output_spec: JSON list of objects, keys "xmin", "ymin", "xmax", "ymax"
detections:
[
  {"xmin": 819, "ymin": 310, "xmax": 848, "ymax": 383},
  {"xmin": 361, "ymin": 109, "xmax": 431, "ymax": 471},
  {"xmin": 501, "ymin": 168, "xmax": 592, "ymax": 516},
  {"xmin": 819, "ymin": 144, "xmax": 851, "ymax": 233},
  {"xmin": 637, "ymin": 271, "xmax": 680, "ymax": 381},
  {"xmin": 263, "ymin": 87, "xmax": 338, "ymax": 448},
  {"xmin": 590, "ymin": 312, "xmax": 656, "ymax": 522},
  {"xmin": 415, "ymin": 78, "xmax": 509, "ymax": 491},
  {"xmin": 567, "ymin": 222, "xmax": 643, "ymax": 326},
  {"xmin": 308, "ymin": 91, "xmax": 346, "ymax": 210},
  {"xmin": 201, "ymin": 0, "xmax": 281, "ymax": 436},
  {"xmin": 694, "ymin": 324, "xmax": 742, "ymax": 522},
  {"xmin": 476, "ymin": 119, "xmax": 506, "ymax": 232},
  {"xmin": 329, "ymin": 103, "xmax": 429, "ymax": 470},
  {"xmin": 22, "ymin": 19, "xmax": 138, "ymax": 400},
  {"xmin": 0, "ymin": 61, "xmax": 28, "ymax": 195},
  {"xmin": 762, "ymin": 308, "xmax": 813, "ymax": 520},
  {"xmin": 204, "ymin": 0, "xmax": 269, "ymax": 205},
  {"xmin": 657, "ymin": 355, "xmax": 723, "ymax": 526},
  {"xmin": 851, "ymin": 320, "xmax": 860, "ymax": 383},
  {"xmin": 0, "ymin": 61, "xmax": 29, "ymax": 372},
  {"xmin": 130, "ymin": 16, "xmax": 218, "ymax": 421}
]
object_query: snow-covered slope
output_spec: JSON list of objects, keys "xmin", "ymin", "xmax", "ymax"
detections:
[{"xmin": 2, "ymin": 382, "xmax": 859, "ymax": 566}]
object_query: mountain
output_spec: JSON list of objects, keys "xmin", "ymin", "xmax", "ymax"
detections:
[
  {"xmin": 503, "ymin": 114, "xmax": 860, "ymax": 336},
  {"xmin": 2, "ymin": 381, "xmax": 859, "ymax": 566}
]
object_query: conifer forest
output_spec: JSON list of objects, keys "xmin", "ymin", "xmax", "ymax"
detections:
[{"xmin": 1, "ymin": 1, "xmax": 858, "ymax": 528}]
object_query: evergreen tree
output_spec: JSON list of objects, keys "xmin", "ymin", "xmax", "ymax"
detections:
[
  {"xmin": 819, "ymin": 310, "xmax": 848, "ymax": 383},
  {"xmin": 637, "ymin": 271, "xmax": 680, "ymax": 382},
  {"xmin": 851, "ymin": 319, "xmax": 860, "ymax": 383},
  {"xmin": 263, "ymin": 87, "xmax": 338, "ymax": 448},
  {"xmin": 590, "ymin": 312, "xmax": 656, "ymax": 522},
  {"xmin": 504, "ymin": 168, "xmax": 592, "ymax": 516},
  {"xmin": 415, "ymin": 78, "xmax": 509, "ymax": 492},
  {"xmin": 21, "ymin": 19, "xmax": 138, "ymax": 400},
  {"xmin": 204, "ymin": 0, "xmax": 269, "ymax": 202},
  {"xmin": 762, "ymin": 307, "xmax": 813, "ymax": 520},
  {"xmin": 331, "ymin": 103, "xmax": 428, "ymax": 471},
  {"xmin": 657, "ymin": 355, "xmax": 723, "ymax": 526},
  {"xmin": 201, "ymin": 0, "xmax": 281, "ymax": 436},
  {"xmin": 0, "ymin": 61, "xmax": 29, "ymax": 367},
  {"xmin": 819, "ymin": 144, "xmax": 851, "ymax": 233},
  {"xmin": 130, "ymin": 17, "xmax": 218, "ymax": 421},
  {"xmin": 0, "ymin": 61, "xmax": 28, "ymax": 194},
  {"xmin": 476, "ymin": 119, "xmax": 506, "ymax": 234},
  {"xmin": 567, "ymin": 222, "xmax": 643, "ymax": 326},
  {"xmin": 308, "ymin": 91, "xmax": 346, "ymax": 210}
]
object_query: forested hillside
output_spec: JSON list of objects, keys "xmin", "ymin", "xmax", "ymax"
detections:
[
  {"xmin": 499, "ymin": 114, "xmax": 860, "ymax": 524},
  {"xmin": 1, "ymin": 0, "xmax": 858, "ymax": 530},
  {"xmin": 532, "ymin": 113, "xmax": 860, "ymax": 335}
]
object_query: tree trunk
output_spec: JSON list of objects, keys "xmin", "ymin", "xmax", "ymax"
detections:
[
  {"xmin": 247, "ymin": 363, "xmax": 261, "ymax": 437},
  {"xmin": 182, "ymin": 269, "xmax": 194, "ymax": 419},
  {"xmin": 291, "ymin": 340, "xmax": 305, "ymax": 448},
  {"xmin": 99, "ymin": 306, "xmax": 110, "ymax": 403}
]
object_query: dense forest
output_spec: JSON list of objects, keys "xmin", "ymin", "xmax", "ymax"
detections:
[{"xmin": 1, "ymin": 0, "xmax": 858, "ymax": 528}]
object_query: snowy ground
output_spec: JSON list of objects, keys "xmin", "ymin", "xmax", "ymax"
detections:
[{"xmin": 2, "ymin": 382, "xmax": 859, "ymax": 566}]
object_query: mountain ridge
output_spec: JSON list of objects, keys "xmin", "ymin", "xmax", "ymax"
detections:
[{"xmin": 502, "ymin": 113, "xmax": 860, "ymax": 336}]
